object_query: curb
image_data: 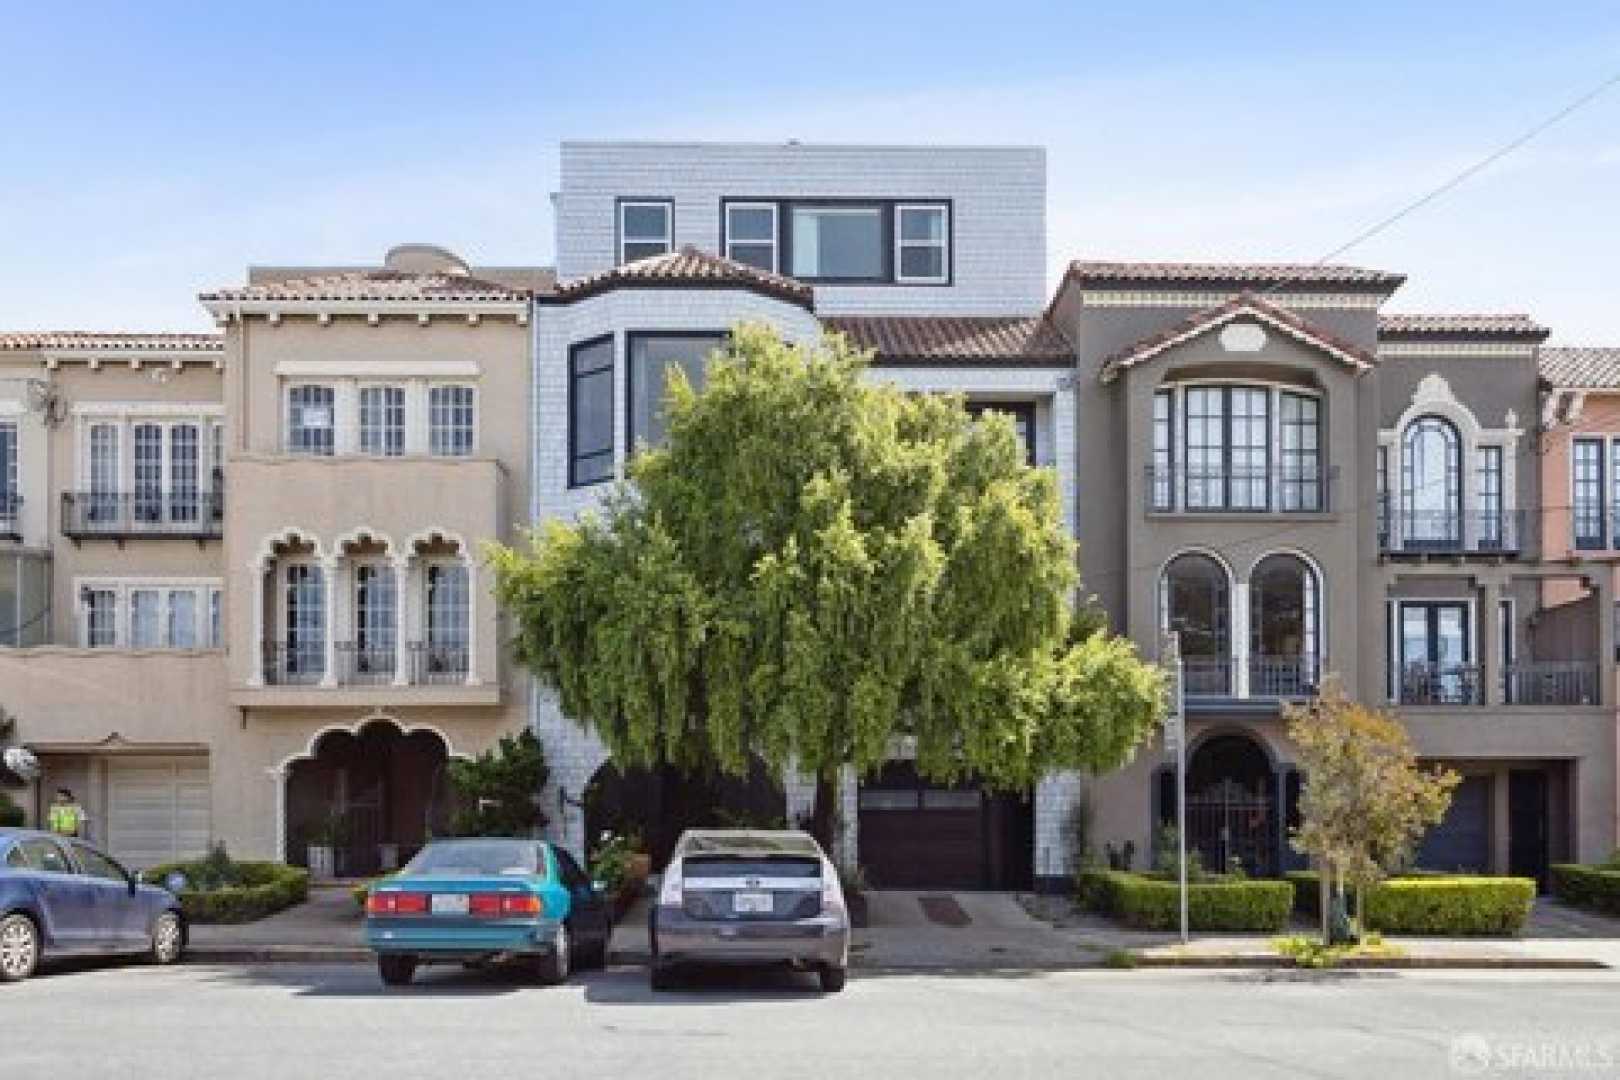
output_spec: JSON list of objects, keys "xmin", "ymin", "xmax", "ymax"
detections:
[
  {"xmin": 1129, "ymin": 953, "xmax": 1609, "ymax": 971},
  {"xmin": 187, "ymin": 946, "xmax": 374, "ymax": 964}
]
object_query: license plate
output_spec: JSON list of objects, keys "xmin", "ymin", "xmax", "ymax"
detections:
[
  {"xmin": 430, "ymin": 893, "xmax": 469, "ymax": 915},
  {"xmin": 733, "ymin": 891, "xmax": 773, "ymax": 914}
]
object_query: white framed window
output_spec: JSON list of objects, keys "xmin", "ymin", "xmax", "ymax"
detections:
[
  {"xmin": 725, "ymin": 202, "xmax": 778, "ymax": 272},
  {"xmin": 87, "ymin": 422, "xmax": 120, "ymax": 523},
  {"xmin": 358, "ymin": 385, "xmax": 406, "ymax": 457},
  {"xmin": 208, "ymin": 587, "xmax": 223, "ymax": 649},
  {"xmin": 429, "ymin": 385, "xmax": 476, "ymax": 457},
  {"xmin": 895, "ymin": 204, "xmax": 949, "ymax": 283},
  {"xmin": 618, "ymin": 200, "xmax": 672, "ymax": 264},
  {"xmin": 790, "ymin": 205, "xmax": 883, "ymax": 280},
  {"xmin": 281, "ymin": 563, "xmax": 326, "ymax": 679},
  {"xmin": 77, "ymin": 578, "xmax": 220, "ymax": 649},
  {"xmin": 0, "ymin": 420, "xmax": 17, "ymax": 528},
  {"xmin": 422, "ymin": 562, "xmax": 471, "ymax": 681},
  {"xmin": 286, "ymin": 384, "xmax": 336, "ymax": 456}
]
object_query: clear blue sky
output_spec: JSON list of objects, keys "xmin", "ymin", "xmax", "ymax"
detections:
[{"xmin": 2, "ymin": 2, "xmax": 1616, "ymax": 341}]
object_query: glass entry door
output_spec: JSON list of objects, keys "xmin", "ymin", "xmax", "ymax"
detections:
[{"xmin": 1398, "ymin": 601, "xmax": 1474, "ymax": 704}]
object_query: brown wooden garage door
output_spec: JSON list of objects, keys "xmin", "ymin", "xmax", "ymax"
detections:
[{"xmin": 858, "ymin": 764, "xmax": 988, "ymax": 889}]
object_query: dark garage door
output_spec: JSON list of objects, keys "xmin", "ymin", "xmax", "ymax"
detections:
[
  {"xmin": 857, "ymin": 762, "xmax": 1033, "ymax": 890},
  {"xmin": 1415, "ymin": 774, "xmax": 1491, "ymax": 873}
]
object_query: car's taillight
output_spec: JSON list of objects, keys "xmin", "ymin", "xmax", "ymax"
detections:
[
  {"xmin": 659, "ymin": 860, "xmax": 683, "ymax": 906},
  {"xmin": 502, "ymin": 894, "xmax": 542, "ymax": 916},
  {"xmin": 396, "ymin": 892, "xmax": 428, "ymax": 915},
  {"xmin": 820, "ymin": 861, "xmax": 845, "ymax": 915},
  {"xmin": 367, "ymin": 892, "xmax": 427, "ymax": 916},
  {"xmin": 469, "ymin": 893, "xmax": 502, "ymax": 918}
]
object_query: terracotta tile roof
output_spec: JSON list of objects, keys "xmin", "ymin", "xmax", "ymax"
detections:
[
  {"xmin": 1097, "ymin": 293, "xmax": 1375, "ymax": 383},
  {"xmin": 822, "ymin": 315, "xmax": 1072, "ymax": 365},
  {"xmin": 200, "ymin": 270, "xmax": 529, "ymax": 303},
  {"xmin": 547, "ymin": 247, "xmax": 813, "ymax": 309},
  {"xmin": 1379, "ymin": 313, "xmax": 1548, "ymax": 340},
  {"xmin": 0, "ymin": 330, "xmax": 223, "ymax": 352},
  {"xmin": 1064, "ymin": 259, "xmax": 1406, "ymax": 290},
  {"xmin": 1540, "ymin": 347, "xmax": 1620, "ymax": 390}
]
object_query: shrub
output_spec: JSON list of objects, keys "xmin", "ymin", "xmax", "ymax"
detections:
[
  {"xmin": 1076, "ymin": 868, "xmax": 1292, "ymax": 931},
  {"xmin": 146, "ymin": 855, "xmax": 309, "ymax": 924},
  {"xmin": 1287, "ymin": 870, "xmax": 1534, "ymax": 934},
  {"xmin": 1550, "ymin": 864, "xmax": 1620, "ymax": 917},
  {"xmin": 0, "ymin": 792, "xmax": 24, "ymax": 828}
]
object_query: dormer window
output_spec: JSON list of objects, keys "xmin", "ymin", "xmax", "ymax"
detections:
[{"xmin": 618, "ymin": 199, "xmax": 672, "ymax": 263}]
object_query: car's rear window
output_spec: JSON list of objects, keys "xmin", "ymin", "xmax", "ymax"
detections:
[
  {"xmin": 398, "ymin": 840, "xmax": 541, "ymax": 878},
  {"xmin": 683, "ymin": 856, "xmax": 821, "ymax": 879}
]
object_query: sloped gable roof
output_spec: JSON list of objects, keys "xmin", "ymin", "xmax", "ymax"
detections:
[
  {"xmin": 546, "ymin": 247, "xmax": 813, "ymax": 309},
  {"xmin": 1541, "ymin": 347, "xmax": 1620, "ymax": 390},
  {"xmin": 822, "ymin": 315, "xmax": 1071, "ymax": 365}
]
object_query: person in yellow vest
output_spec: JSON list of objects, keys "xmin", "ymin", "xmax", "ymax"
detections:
[{"xmin": 47, "ymin": 788, "xmax": 83, "ymax": 838}]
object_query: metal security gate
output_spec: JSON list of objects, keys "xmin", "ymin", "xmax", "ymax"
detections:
[{"xmin": 1186, "ymin": 778, "xmax": 1273, "ymax": 877}]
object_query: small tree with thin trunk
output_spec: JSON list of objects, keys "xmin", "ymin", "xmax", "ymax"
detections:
[
  {"xmin": 490, "ymin": 323, "xmax": 1166, "ymax": 855},
  {"xmin": 1286, "ymin": 679, "xmax": 1458, "ymax": 942}
]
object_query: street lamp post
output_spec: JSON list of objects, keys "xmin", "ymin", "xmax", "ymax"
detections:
[{"xmin": 1162, "ymin": 632, "xmax": 1188, "ymax": 945}]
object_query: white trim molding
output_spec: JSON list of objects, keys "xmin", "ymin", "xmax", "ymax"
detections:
[{"xmin": 273, "ymin": 359, "xmax": 482, "ymax": 378}]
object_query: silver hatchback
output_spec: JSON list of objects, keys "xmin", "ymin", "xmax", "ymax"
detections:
[{"xmin": 648, "ymin": 829, "xmax": 850, "ymax": 992}]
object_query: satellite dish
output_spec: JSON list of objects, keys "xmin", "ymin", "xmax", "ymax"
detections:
[{"xmin": 3, "ymin": 747, "xmax": 40, "ymax": 781}]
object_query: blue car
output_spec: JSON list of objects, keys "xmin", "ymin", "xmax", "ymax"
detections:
[
  {"xmin": 364, "ymin": 837, "xmax": 612, "ymax": 986},
  {"xmin": 0, "ymin": 828, "xmax": 186, "ymax": 983}
]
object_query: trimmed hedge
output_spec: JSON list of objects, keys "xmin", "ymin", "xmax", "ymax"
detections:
[
  {"xmin": 145, "ymin": 860, "xmax": 309, "ymax": 924},
  {"xmin": 1077, "ymin": 869, "xmax": 1292, "ymax": 931},
  {"xmin": 1549, "ymin": 864, "xmax": 1620, "ymax": 917},
  {"xmin": 1286, "ymin": 870, "xmax": 1534, "ymax": 934}
]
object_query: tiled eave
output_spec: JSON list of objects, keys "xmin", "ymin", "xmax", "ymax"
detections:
[{"xmin": 200, "ymin": 297, "xmax": 530, "ymax": 326}]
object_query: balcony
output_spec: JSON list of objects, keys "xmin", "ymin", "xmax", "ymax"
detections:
[
  {"xmin": 1146, "ymin": 466, "xmax": 1336, "ymax": 515},
  {"xmin": 247, "ymin": 638, "xmax": 495, "ymax": 706},
  {"xmin": 1396, "ymin": 662, "xmax": 1483, "ymax": 706},
  {"xmin": 262, "ymin": 643, "xmax": 326, "ymax": 686},
  {"xmin": 1570, "ymin": 510, "xmax": 1620, "ymax": 553},
  {"xmin": 336, "ymin": 642, "xmax": 396, "ymax": 686},
  {"xmin": 1502, "ymin": 662, "xmax": 1601, "ymax": 706},
  {"xmin": 1, "ymin": 492, "xmax": 19, "ymax": 538},
  {"xmin": 1377, "ymin": 502, "xmax": 1524, "ymax": 556},
  {"xmin": 410, "ymin": 642, "xmax": 470, "ymax": 685},
  {"xmin": 1179, "ymin": 655, "xmax": 1318, "ymax": 703},
  {"xmin": 61, "ymin": 491, "xmax": 224, "ymax": 543}
]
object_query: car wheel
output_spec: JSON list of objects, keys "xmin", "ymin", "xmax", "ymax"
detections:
[
  {"xmin": 149, "ymin": 912, "xmax": 184, "ymax": 966},
  {"xmin": 533, "ymin": 923, "xmax": 570, "ymax": 985},
  {"xmin": 0, "ymin": 914, "xmax": 39, "ymax": 983},
  {"xmin": 818, "ymin": 964, "xmax": 847, "ymax": 993},
  {"xmin": 378, "ymin": 955, "xmax": 417, "ymax": 986}
]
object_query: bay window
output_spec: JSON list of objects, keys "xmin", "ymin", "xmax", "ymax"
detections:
[
  {"xmin": 627, "ymin": 332, "xmax": 726, "ymax": 449},
  {"xmin": 569, "ymin": 335, "xmax": 615, "ymax": 487}
]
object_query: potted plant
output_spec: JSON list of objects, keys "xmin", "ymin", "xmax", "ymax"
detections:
[{"xmin": 305, "ymin": 811, "xmax": 349, "ymax": 881}]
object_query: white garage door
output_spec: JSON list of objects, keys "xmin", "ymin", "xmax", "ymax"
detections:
[{"xmin": 107, "ymin": 758, "xmax": 212, "ymax": 870}]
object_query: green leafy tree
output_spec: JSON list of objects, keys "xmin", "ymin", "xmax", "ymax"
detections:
[
  {"xmin": 448, "ymin": 730, "xmax": 550, "ymax": 837},
  {"xmin": 490, "ymin": 323, "xmax": 1165, "ymax": 844},
  {"xmin": 1286, "ymin": 680, "xmax": 1459, "ymax": 942}
]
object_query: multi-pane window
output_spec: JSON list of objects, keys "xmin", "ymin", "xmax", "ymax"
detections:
[
  {"xmin": 132, "ymin": 424, "xmax": 165, "ymax": 522},
  {"xmin": 168, "ymin": 590, "xmax": 197, "ymax": 649},
  {"xmin": 79, "ymin": 581, "xmax": 219, "ymax": 649},
  {"xmin": 1401, "ymin": 416, "xmax": 1462, "ymax": 548},
  {"xmin": 570, "ymin": 336, "xmax": 615, "ymax": 487},
  {"xmin": 1151, "ymin": 391, "xmax": 1174, "ymax": 510},
  {"xmin": 1278, "ymin": 393, "xmax": 1322, "ymax": 511},
  {"xmin": 1477, "ymin": 445, "xmax": 1504, "ymax": 549},
  {"xmin": 790, "ymin": 206, "xmax": 883, "ymax": 280},
  {"xmin": 1572, "ymin": 438, "xmax": 1604, "ymax": 549},
  {"xmin": 618, "ymin": 200, "xmax": 672, "ymax": 263},
  {"xmin": 1183, "ymin": 387, "xmax": 1268, "ymax": 510},
  {"xmin": 283, "ymin": 563, "xmax": 326, "ymax": 678},
  {"xmin": 353, "ymin": 564, "xmax": 396, "ymax": 677},
  {"xmin": 85, "ymin": 588, "xmax": 117, "ymax": 648},
  {"xmin": 628, "ymin": 333, "xmax": 726, "ymax": 448},
  {"xmin": 170, "ymin": 424, "xmax": 199, "ymax": 522},
  {"xmin": 130, "ymin": 589, "xmax": 163, "ymax": 648},
  {"xmin": 895, "ymin": 205, "xmax": 949, "ymax": 283},
  {"xmin": 425, "ymin": 563, "xmax": 470, "ymax": 679},
  {"xmin": 209, "ymin": 588, "xmax": 223, "ymax": 649},
  {"xmin": 429, "ymin": 385, "xmax": 475, "ymax": 457},
  {"xmin": 88, "ymin": 423, "xmax": 119, "ymax": 522},
  {"xmin": 725, "ymin": 203, "xmax": 778, "ymax": 272},
  {"xmin": 1610, "ymin": 442, "xmax": 1620, "ymax": 547},
  {"xmin": 0, "ymin": 420, "xmax": 17, "ymax": 525},
  {"xmin": 359, "ymin": 385, "xmax": 406, "ymax": 457},
  {"xmin": 287, "ymin": 385, "xmax": 336, "ymax": 456},
  {"xmin": 1375, "ymin": 445, "xmax": 1389, "ymax": 543}
]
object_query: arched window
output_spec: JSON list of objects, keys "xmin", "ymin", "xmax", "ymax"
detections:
[
  {"xmin": 1401, "ymin": 415, "xmax": 1461, "ymax": 548},
  {"xmin": 1249, "ymin": 554, "xmax": 1320, "ymax": 697},
  {"xmin": 1160, "ymin": 553, "xmax": 1231, "ymax": 695}
]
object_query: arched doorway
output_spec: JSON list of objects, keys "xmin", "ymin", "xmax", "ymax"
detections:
[
  {"xmin": 285, "ymin": 719, "xmax": 452, "ymax": 876},
  {"xmin": 1172, "ymin": 732, "xmax": 1278, "ymax": 877},
  {"xmin": 583, "ymin": 759, "xmax": 786, "ymax": 871}
]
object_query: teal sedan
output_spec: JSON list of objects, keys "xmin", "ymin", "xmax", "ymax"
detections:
[{"xmin": 364, "ymin": 838, "xmax": 611, "ymax": 986}]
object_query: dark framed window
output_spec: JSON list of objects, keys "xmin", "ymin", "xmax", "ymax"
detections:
[
  {"xmin": 720, "ymin": 198, "xmax": 951, "ymax": 285},
  {"xmin": 1182, "ymin": 386, "xmax": 1269, "ymax": 511},
  {"xmin": 1572, "ymin": 437, "xmax": 1604, "ymax": 549},
  {"xmin": 1401, "ymin": 415, "xmax": 1461, "ymax": 548},
  {"xmin": 626, "ymin": 331, "xmax": 728, "ymax": 451},
  {"xmin": 965, "ymin": 402, "xmax": 1036, "ymax": 465},
  {"xmin": 1610, "ymin": 441, "xmax": 1620, "ymax": 548},
  {"xmin": 1151, "ymin": 391, "xmax": 1174, "ymax": 510},
  {"xmin": 1160, "ymin": 552, "xmax": 1232, "ymax": 696},
  {"xmin": 1376, "ymin": 444, "xmax": 1389, "ymax": 545},
  {"xmin": 569, "ymin": 335, "xmax": 615, "ymax": 487},
  {"xmin": 1278, "ymin": 392, "xmax": 1322, "ymax": 511},
  {"xmin": 617, "ymin": 199, "xmax": 672, "ymax": 264},
  {"xmin": 1477, "ymin": 445, "xmax": 1504, "ymax": 549}
]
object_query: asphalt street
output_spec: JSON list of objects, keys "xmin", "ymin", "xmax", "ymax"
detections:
[{"xmin": 2, "ymin": 961, "xmax": 1618, "ymax": 1079}]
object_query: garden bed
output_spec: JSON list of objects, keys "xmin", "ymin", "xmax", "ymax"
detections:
[
  {"xmin": 1286, "ymin": 870, "xmax": 1534, "ymax": 934},
  {"xmin": 146, "ymin": 856, "xmax": 310, "ymax": 924},
  {"xmin": 1077, "ymin": 869, "xmax": 1292, "ymax": 931},
  {"xmin": 1549, "ymin": 864, "xmax": 1620, "ymax": 917}
]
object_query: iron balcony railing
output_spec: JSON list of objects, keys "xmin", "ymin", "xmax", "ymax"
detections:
[
  {"xmin": 410, "ymin": 641, "xmax": 469, "ymax": 685},
  {"xmin": 1248, "ymin": 655, "xmax": 1320, "ymax": 698},
  {"xmin": 61, "ymin": 490, "xmax": 224, "ymax": 540},
  {"xmin": 1181, "ymin": 657, "xmax": 1236, "ymax": 698},
  {"xmin": 335, "ymin": 641, "xmax": 397, "ymax": 686},
  {"xmin": 1146, "ymin": 465, "xmax": 1336, "ymax": 514},
  {"xmin": 1502, "ymin": 662, "xmax": 1601, "ymax": 706},
  {"xmin": 1376, "ymin": 500, "xmax": 1524, "ymax": 555},
  {"xmin": 0, "ymin": 492, "xmax": 20, "ymax": 536},
  {"xmin": 1397, "ymin": 662, "xmax": 1483, "ymax": 706},
  {"xmin": 1569, "ymin": 510, "xmax": 1620, "ymax": 552},
  {"xmin": 263, "ymin": 642, "xmax": 326, "ymax": 686}
]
